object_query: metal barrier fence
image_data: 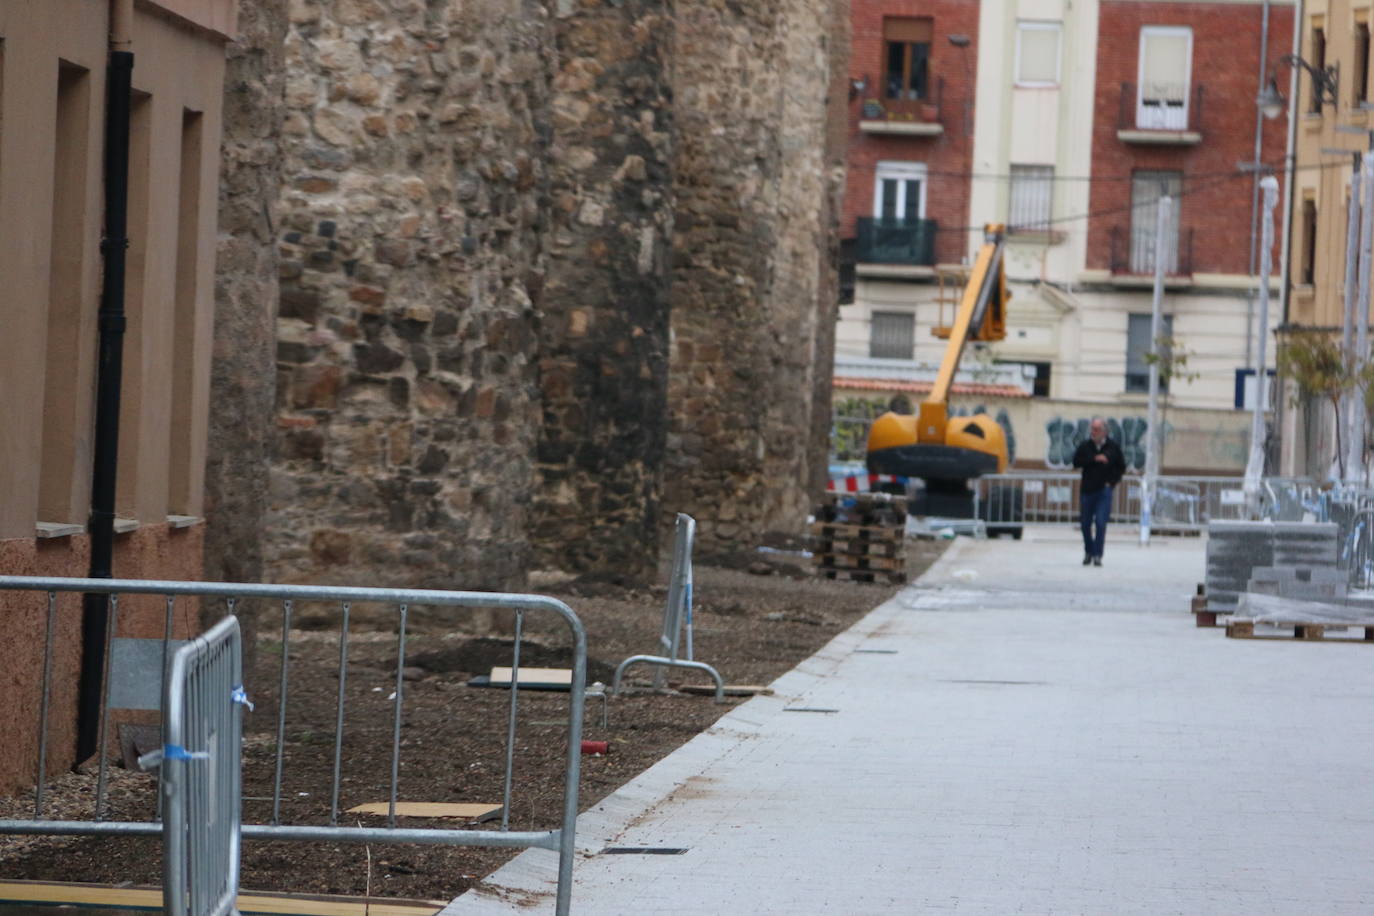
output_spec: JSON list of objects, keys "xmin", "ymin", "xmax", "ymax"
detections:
[
  {"xmin": 973, "ymin": 473, "xmax": 1256, "ymax": 531},
  {"xmin": 154, "ymin": 615, "xmax": 244, "ymax": 916},
  {"xmin": 613, "ymin": 514, "xmax": 724, "ymax": 701},
  {"xmin": 0, "ymin": 576, "xmax": 588, "ymax": 916}
]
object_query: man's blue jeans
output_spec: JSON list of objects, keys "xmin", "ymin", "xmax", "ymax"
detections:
[{"xmin": 1080, "ymin": 486, "xmax": 1112, "ymax": 558}]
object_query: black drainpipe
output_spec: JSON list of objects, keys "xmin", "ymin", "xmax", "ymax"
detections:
[{"xmin": 77, "ymin": 46, "xmax": 133, "ymax": 762}]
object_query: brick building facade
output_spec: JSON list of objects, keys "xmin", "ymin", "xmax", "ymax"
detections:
[{"xmin": 841, "ymin": 0, "xmax": 979, "ymax": 266}]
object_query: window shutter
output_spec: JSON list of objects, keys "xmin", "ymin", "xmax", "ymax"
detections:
[
  {"xmin": 1017, "ymin": 25, "xmax": 1060, "ymax": 84},
  {"xmin": 884, "ymin": 18, "xmax": 932, "ymax": 42},
  {"xmin": 1141, "ymin": 31, "xmax": 1189, "ymax": 101}
]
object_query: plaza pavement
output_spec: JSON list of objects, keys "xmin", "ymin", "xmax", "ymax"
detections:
[{"xmin": 444, "ymin": 526, "xmax": 1374, "ymax": 915}]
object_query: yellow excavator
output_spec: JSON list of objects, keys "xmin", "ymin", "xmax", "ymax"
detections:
[{"xmin": 865, "ymin": 224, "xmax": 1021, "ymax": 535}]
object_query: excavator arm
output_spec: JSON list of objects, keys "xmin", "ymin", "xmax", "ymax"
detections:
[{"xmin": 916, "ymin": 226, "xmax": 1008, "ymax": 444}]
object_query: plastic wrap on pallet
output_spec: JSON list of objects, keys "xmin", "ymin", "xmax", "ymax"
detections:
[{"xmin": 1235, "ymin": 591, "xmax": 1374, "ymax": 625}]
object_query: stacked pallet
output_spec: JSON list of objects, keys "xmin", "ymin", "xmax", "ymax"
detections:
[{"xmin": 810, "ymin": 492, "xmax": 907, "ymax": 584}]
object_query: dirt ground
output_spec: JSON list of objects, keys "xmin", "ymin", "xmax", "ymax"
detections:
[{"xmin": 0, "ymin": 538, "xmax": 947, "ymax": 904}]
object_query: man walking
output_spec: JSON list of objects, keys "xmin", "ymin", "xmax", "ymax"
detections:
[{"xmin": 1072, "ymin": 418, "xmax": 1126, "ymax": 566}]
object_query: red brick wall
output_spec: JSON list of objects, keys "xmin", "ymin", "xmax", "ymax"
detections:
[
  {"xmin": 1088, "ymin": 2, "xmax": 1293, "ymax": 275},
  {"xmin": 842, "ymin": 0, "xmax": 979, "ymax": 265}
]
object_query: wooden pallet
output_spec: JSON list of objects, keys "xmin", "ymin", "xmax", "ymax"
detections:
[
  {"xmin": 809, "ymin": 521, "xmax": 902, "ymax": 540},
  {"xmin": 817, "ymin": 567, "xmax": 908, "ymax": 585},
  {"xmin": 811, "ymin": 537, "xmax": 901, "ymax": 558},
  {"xmin": 1226, "ymin": 619, "xmax": 1374, "ymax": 643},
  {"xmin": 814, "ymin": 552, "xmax": 904, "ymax": 572}
]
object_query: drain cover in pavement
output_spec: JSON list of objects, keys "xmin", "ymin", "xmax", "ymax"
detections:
[{"xmin": 600, "ymin": 847, "xmax": 689, "ymax": 855}]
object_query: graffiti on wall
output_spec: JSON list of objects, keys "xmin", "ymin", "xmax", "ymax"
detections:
[
  {"xmin": 951, "ymin": 404, "xmax": 1016, "ymax": 463},
  {"xmin": 1045, "ymin": 416, "xmax": 1150, "ymax": 471}
]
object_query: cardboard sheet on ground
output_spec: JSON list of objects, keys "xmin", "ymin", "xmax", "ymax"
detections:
[
  {"xmin": 346, "ymin": 801, "xmax": 502, "ymax": 822},
  {"xmin": 480, "ymin": 666, "xmax": 573, "ymax": 689},
  {"xmin": 1236, "ymin": 591, "xmax": 1374, "ymax": 625}
]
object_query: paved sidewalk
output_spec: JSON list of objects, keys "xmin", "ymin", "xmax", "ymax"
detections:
[{"xmin": 445, "ymin": 527, "xmax": 1374, "ymax": 914}]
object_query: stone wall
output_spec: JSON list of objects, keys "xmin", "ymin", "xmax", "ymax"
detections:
[
  {"xmin": 252, "ymin": 0, "xmax": 844, "ymax": 590},
  {"xmin": 663, "ymin": 0, "xmax": 848, "ymax": 548},
  {"xmin": 530, "ymin": 0, "xmax": 674, "ymax": 578},
  {"xmin": 269, "ymin": 0, "xmax": 553, "ymax": 590},
  {"xmin": 206, "ymin": 0, "xmax": 288, "ymax": 615}
]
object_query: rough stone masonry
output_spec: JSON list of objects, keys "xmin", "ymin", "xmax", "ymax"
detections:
[{"xmin": 234, "ymin": 0, "xmax": 848, "ymax": 591}]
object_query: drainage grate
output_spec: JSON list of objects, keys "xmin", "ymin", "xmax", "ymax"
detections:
[
  {"xmin": 940, "ymin": 679, "xmax": 1047, "ymax": 686},
  {"xmin": 783, "ymin": 707, "xmax": 839, "ymax": 713},
  {"xmin": 853, "ymin": 649, "xmax": 898, "ymax": 654},
  {"xmin": 600, "ymin": 847, "xmax": 689, "ymax": 855}
]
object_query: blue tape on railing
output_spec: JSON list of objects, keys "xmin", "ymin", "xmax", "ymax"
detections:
[
  {"xmin": 163, "ymin": 744, "xmax": 210, "ymax": 761},
  {"xmin": 231, "ymin": 684, "xmax": 255, "ymax": 712}
]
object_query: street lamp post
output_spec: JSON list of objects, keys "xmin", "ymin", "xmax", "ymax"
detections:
[{"xmin": 1244, "ymin": 176, "xmax": 1280, "ymax": 504}]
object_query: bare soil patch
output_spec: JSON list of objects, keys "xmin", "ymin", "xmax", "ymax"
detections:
[{"xmin": 0, "ymin": 540, "xmax": 946, "ymax": 903}]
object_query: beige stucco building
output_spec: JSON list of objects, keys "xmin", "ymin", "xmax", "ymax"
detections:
[
  {"xmin": 1278, "ymin": 0, "xmax": 1374, "ymax": 476},
  {"xmin": 0, "ymin": 0, "xmax": 236, "ymax": 791}
]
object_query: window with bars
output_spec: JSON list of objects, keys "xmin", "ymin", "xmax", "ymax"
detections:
[
  {"xmin": 1137, "ymin": 26, "xmax": 1192, "ymax": 129},
  {"xmin": 870, "ymin": 311, "xmax": 915, "ymax": 360},
  {"xmin": 1129, "ymin": 171, "xmax": 1182, "ymax": 274},
  {"xmin": 1008, "ymin": 165, "xmax": 1053, "ymax": 232},
  {"xmin": 884, "ymin": 18, "xmax": 932, "ymax": 101},
  {"xmin": 1126, "ymin": 314, "xmax": 1173, "ymax": 394}
]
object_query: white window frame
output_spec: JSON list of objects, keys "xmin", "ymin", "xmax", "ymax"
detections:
[
  {"xmin": 1014, "ymin": 21, "xmax": 1062, "ymax": 88},
  {"xmin": 872, "ymin": 161, "xmax": 928, "ymax": 221},
  {"xmin": 1136, "ymin": 26, "xmax": 1193, "ymax": 130}
]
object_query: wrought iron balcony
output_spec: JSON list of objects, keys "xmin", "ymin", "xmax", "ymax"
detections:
[
  {"xmin": 1117, "ymin": 82, "xmax": 1205, "ymax": 143},
  {"xmin": 854, "ymin": 217, "xmax": 939, "ymax": 266},
  {"xmin": 1108, "ymin": 224, "xmax": 1194, "ymax": 278},
  {"xmin": 859, "ymin": 77, "xmax": 945, "ymax": 136}
]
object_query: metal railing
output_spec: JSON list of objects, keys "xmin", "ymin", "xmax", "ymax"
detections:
[
  {"xmin": 1117, "ymin": 81, "xmax": 1205, "ymax": 133},
  {"xmin": 1108, "ymin": 224, "xmax": 1194, "ymax": 277},
  {"xmin": 973, "ymin": 473, "xmax": 1254, "ymax": 531},
  {"xmin": 153, "ymin": 615, "xmax": 244, "ymax": 916},
  {"xmin": 613, "ymin": 514, "xmax": 724, "ymax": 701},
  {"xmin": 854, "ymin": 216, "xmax": 939, "ymax": 266},
  {"xmin": 0, "ymin": 576, "xmax": 588, "ymax": 916}
]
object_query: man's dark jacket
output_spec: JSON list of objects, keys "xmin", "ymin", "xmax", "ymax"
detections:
[{"xmin": 1071, "ymin": 437, "xmax": 1126, "ymax": 494}]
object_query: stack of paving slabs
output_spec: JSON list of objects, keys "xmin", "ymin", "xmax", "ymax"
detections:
[
  {"xmin": 810, "ymin": 492, "xmax": 907, "ymax": 584},
  {"xmin": 1224, "ymin": 564, "xmax": 1374, "ymax": 642},
  {"xmin": 1203, "ymin": 520, "xmax": 1339, "ymax": 618}
]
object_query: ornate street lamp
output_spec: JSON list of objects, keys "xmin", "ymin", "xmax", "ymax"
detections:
[{"xmin": 1257, "ymin": 54, "xmax": 1339, "ymax": 119}]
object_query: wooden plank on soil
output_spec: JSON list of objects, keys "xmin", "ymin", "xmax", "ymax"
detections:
[
  {"xmin": 678, "ymin": 684, "xmax": 774, "ymax": 697},
  {"xmin": 0, "ymin": 881, "xmax": 445, "ymax": 915},
  {"xmin": 488, "ymin": 666, "xmax": 573, "ymax": 687},
  {"xmin": 347, "ymin": 801, "xmax": 503, "ymax": 821}
]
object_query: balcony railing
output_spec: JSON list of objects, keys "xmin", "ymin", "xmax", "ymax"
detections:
[
  {"xmin": 859, "ymin": 77, "xmax": 944, "ymax": 133},
  {"xmin": 1117, "ymin": 82, "xmax": 1205, "ymax": 138},
  {"xmin": 1108, "ymin": 224, "xmax": 1194, "ymax": 277},
  {"xmin": 855, "ymin": 217, "xmax": 938, "ymax": 266}
]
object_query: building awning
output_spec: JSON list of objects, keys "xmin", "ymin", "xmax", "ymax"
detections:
[{"xmin": 833, "ymin": 376, "xmax": 1032, "ymax": 399}]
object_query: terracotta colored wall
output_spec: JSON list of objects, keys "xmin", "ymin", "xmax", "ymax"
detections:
[
  {"xmin": 1087, "ymin": 1, "xmax": 1293, "ymax": 276},
  {"xmin": 842, "ymin": 0, "xmax": 979, "ymax": 265},
  {"xmin": 0, "ymin": 524, "xmax": 204, "ymax": 795}
]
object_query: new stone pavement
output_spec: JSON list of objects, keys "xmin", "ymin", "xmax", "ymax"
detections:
[{"xmin": 444, "ymin": 527, "xmax": 1374, "ymax": 914}]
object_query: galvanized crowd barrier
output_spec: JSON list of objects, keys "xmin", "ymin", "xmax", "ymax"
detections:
[
  {"xmin": 972, "ymin": 473, "xmax": 1256, "ymax": 532},
  {"xmin": 0, "ymin": 576, "xmax": 588, "ymax": 916},
  {"xmin": 613, "ymin": 514, "xmax": 725, "ymax": 702},
  {"xmin": 146, "ymin": 615, "xmax": 245, "ymax": 916}
]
